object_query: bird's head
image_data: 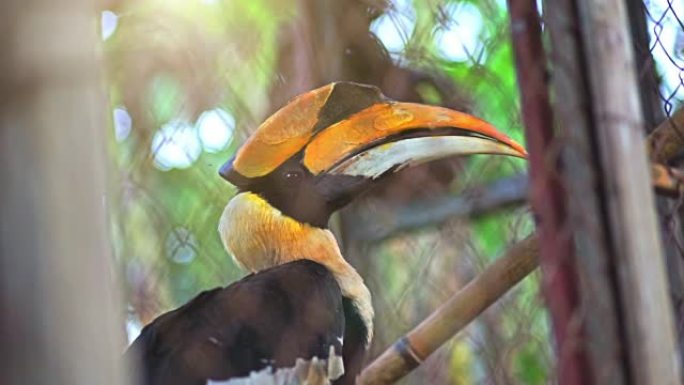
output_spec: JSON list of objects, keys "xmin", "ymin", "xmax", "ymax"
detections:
[{"xmin": 217, "ymin": 82, "xmax": 526, "ymax": 275}]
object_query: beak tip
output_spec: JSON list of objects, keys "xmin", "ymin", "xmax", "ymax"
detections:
[
  {"xmin": 219, "ymin": 156, "xmax": 253, "ymax": 189},
  {"xmin": 219, "ymin": 161, "xmax": 232, "ymax": 182}
]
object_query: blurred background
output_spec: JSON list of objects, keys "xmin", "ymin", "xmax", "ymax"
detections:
[{"xmin": 98, "ymin": 0, "xmax": 683, "ymax": 384}]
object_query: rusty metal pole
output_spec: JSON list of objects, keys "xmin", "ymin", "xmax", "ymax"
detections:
[{"xmin": 506, "ymin": 1, "xmax": 592, "ymax": 384}]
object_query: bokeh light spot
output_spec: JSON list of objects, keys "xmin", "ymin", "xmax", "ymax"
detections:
[
  {"xmin": 113, "ymin": 107, "xmax": 132, "ymax": 142},
  {"xmin": 151, "ymin": 120, "xmax": 201, "ymax": 170},
  {"xmin": 436, "ymin": 3, "xmax": 485, "ymax": 63},
  {"xmin": 370, "ymin": 0, "xmax": 416, "ymax": 54},
  {"xmin": 101, "ymin": 10, "xmax": 118, "ymax": 41},
  {"xmin": 166, "ymin": 227, "xmax": 198, "ymax": 264},
  {"xmin": 197, "ymin": 108, "xmax": 235, "ymax": 153},
  {"xmin": 126, "ymin": 317, "xmax": 142, "ymax": 344}
]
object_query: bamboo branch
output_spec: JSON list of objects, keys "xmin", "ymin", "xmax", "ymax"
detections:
[{"xmin": 357, "ymin": 235, "xmax": 539, "ymax": 385}]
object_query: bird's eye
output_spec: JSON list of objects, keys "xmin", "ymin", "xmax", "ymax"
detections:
[{"xmin": 284, "ymin": 170, "xmax": 302, "ymax": 180}]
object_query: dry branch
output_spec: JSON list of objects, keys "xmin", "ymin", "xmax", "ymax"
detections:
[
  {"xmin": 351, "ymin": 174, "xmax": 528, "ymax": 241},
  {"xmin": 647, "ymin": 107, "xmax": 684, "ymax": 163},
  {"xmin": 355, "ymin": 162, "xmax": 682, "ymax": 242},
  {"xmin": 357, "ymin": 235, "xmax": 538, "ymax": 385},
  {"xmin": 652, "ymin": 163, "xmax": 684, "ymax": 195}
]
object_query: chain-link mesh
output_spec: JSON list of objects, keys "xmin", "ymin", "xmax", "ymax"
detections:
[{"xmin": 643, "ymin": 0, "xmax": 684, "ymax": 116}]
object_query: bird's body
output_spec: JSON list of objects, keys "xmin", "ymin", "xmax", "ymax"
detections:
[
  {"xmin": 126, "ymin": 82, "xmax": 526, "ymax": 385},
  {"xmin": 128, "ymin": 259, "xmax": 364, "ymax": 385},
  {"xmin": 128, "ymin": 189, "xmax": 371, "ymax": 385}
]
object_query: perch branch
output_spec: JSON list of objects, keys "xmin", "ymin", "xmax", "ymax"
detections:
[{"xmin": 357, "ymin": 235, "xmax": 539, "ymax": 385}]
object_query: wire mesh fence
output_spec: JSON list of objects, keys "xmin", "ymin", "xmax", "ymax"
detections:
[
  {"xmin": 105, "ymin": 0, "xmax": 683, "ymax": 384},
  {"xmin": 643, "ymin": 0, "xmax": 684, "ymax": 117}
]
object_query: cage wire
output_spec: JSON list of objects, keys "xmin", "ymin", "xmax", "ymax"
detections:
[
  {"xmin": 106, "ymin": 0, "xmax": 682, "ymax": 384},
  {"xmin": 643, "ymin": 0, "xmax": 684, "ymax": 117}
]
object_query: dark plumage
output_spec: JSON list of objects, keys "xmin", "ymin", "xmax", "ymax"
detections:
[{"xmin": 126, "ymin": 260, "xmax": 360, "ymax": 385}]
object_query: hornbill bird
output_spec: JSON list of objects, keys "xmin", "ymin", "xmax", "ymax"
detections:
[{"xmin": 126, "ymin": 82, "xmax": 526, "ymax": 385}]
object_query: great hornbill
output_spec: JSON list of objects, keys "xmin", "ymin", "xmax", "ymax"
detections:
[{"xmin": 126, "ymin": 82, "xmax": 526, "ymax": 385}]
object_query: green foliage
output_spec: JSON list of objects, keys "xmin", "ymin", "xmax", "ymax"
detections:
[
  {"xmin": 449, "ymin": 339, "xmax": 475, "ymax": 385},
  {"xmin": 149, "ymin": 75, "xmax": 183, "ymax": 125}
]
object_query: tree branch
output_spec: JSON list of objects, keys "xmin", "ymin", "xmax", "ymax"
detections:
[
  {"xmin": 353, "ymin": 163, "xmax": 684, "ymax": 242},
  {"xmin": 351, "ymin": 174, "xmax": 528, "ymax": 242}
]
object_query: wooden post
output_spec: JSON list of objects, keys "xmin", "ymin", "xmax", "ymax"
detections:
[
  {"xmin": 507, "ymin": 1, "xmax": 592, "ymax": 384},
  {"xmin": 544, "ymin": 0, "xmax": 628, "ymax": 383},
  {"xmin": 0, "ymin": 1, "xmax": 127, "ymax": 384},
  {"xmin": 573, "ymin": 0, "xmax": 681, "ymax": 383}
]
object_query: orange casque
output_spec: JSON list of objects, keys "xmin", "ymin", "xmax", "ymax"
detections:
[{"xmin": 232, "ymin": 83, "xmax": 526, "ymax": 178}]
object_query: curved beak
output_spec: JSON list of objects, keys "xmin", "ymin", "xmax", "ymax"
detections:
[
  {"xmin": 302, "ymin": 102, "xmax": 527, "ymax": 179},
  {"xmin": 219, "ymin": 81, "xmax": 526, "ymax": 207}
]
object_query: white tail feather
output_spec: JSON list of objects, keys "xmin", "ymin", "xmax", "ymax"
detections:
[{"xmin": 207, "ymin": 346, "xmax": 344, "ymax": 385}]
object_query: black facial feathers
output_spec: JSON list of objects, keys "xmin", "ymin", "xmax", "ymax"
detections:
[{"xmin": 311, "ymin": 82, "xmax": 386, "ymax": 134}]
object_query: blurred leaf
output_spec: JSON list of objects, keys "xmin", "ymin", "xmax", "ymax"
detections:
[
  {"xmin": 449, "ymin": 339, "xmax": 474, "ymax": 385},
  {"xmin": 514, "ymin": 342, "xmax": 548, "ymax": 385},
  {"xmin": 472, "ymin": 211, "xmax": 508, "ymax": 258},
  {"xmin": 149, "ymin": 75, "xmax": 183, "ymax": 124}
]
